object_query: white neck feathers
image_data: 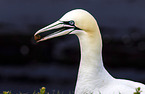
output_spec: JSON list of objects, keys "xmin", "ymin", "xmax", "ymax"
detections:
[{"xmin": 75, "ymin": 28, "xmax": 113, "ymax": 94}]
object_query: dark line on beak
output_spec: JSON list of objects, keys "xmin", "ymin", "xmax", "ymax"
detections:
[{"xmin": 35, "ymin": 27, "xmax": 74, "ymax": 41}]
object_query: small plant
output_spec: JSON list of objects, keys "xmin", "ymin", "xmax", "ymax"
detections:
[
  {"xmin": 2, "ymin": 87, "xmax": 143, "ymax": 94},
  {"xmin": 2, "ymin": 87, "xmax": 46, "ymax": 94},
  {"xmin": 134, "ymin": 87, "xmax": 142, "ymax": 94},
  {"xmin": 33, "ymin": 87, "xmax": 46, "ymax": 94},
  {"xmin": 2, "ymin": 87, "xmax": 69, "ymax": 94},
  {"xmin": 39, "ymin": 87, "xmax": 46, "ymax": 94},
  {"xmin": 3, "ymin": 91, "xmax": 11, "ymax": 94}
]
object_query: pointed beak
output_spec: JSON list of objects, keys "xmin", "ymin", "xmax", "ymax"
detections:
[{"xmin": 34, "ymin": 21, "xmax": 75, "ymax": 42}]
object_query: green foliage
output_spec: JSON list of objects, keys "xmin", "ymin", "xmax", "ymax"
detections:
[
  {"xmin": 33, "ymin": 87, "xmax": 46, "ymax": 94},
  {"xmin": 2, "ymin": 87, "xmax": 143, "ymax": 94},
  {"xmin": 2, "ymin": 87, "xmax": 46, "ymax": 94},
  {"xmin": 2, "ymin": 87, "xmax": 69, "ymax": 94},
  {"xmin": 134, "ymin": 87, "xmax": 142, "ymax": 94},
  {"xmin": 3, "ymin": 91, "xmax": 11, "ymax": 94},
  {"xmin": 38, "ymin": 87, "xmax": 46, "ymax": 94}
]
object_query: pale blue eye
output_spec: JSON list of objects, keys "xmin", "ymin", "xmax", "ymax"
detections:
[{"xmin": 69, "ymin": 21, "xmax": 75, "ymax": 26}]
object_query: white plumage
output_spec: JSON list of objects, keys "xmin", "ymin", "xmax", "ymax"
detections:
[{"xmin": 34, "ymin": 9, "xmax": 145, "ymax": 94}]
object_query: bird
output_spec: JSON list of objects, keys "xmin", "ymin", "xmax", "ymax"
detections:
[{"xmin": 34, "ymin": 9, "xmax": 145, "ymax": 94}]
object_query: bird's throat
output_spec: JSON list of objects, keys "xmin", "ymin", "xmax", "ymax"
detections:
[
  {"xmin": 75, "ymin": 30, "xmax": 113, "ymax": 94},
  {"xmin": 77, "ymin": 31, "xmax": 103, "ymax": 69}
]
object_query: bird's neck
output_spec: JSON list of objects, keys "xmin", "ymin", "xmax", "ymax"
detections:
[
  {"xmin": 78, "ymin": 30, "xmax": 103, "ymax": 70},
  {"xmin": 75, "ymin": 29, "xmax": 113, "ymax": 93}
]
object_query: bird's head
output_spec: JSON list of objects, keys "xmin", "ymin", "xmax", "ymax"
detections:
[{"xmin": 34, "ymin": 9, "xmax": 98, "ymax": 42}]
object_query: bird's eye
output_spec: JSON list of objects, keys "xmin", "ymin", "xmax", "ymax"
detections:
[
  {"xmin": 63, "ymin": 20, "xmax": 75, "ymax": 26},
  {"xmin": 69, "ymin": 20, "xmax": 75, "ymax": 26}
]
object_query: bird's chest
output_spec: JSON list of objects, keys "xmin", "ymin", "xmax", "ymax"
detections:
[{"xmin": 75, "ymin": 80, "xmax": 98, "ymax": 94}]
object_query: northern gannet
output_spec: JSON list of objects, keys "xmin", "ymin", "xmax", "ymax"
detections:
[{"xmin": 34, "ymin": 9, "xmax": 145, "ymax": 94}]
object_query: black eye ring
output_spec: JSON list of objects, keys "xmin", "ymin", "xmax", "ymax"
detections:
[{"xmin": 69, "ymin": 20, "xmax": 75, "ymax": 26}]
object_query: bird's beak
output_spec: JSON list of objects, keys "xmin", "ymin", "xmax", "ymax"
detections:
[{"xmin": 34, "ymin": 21, "xmax": 75, "ymax": 42}]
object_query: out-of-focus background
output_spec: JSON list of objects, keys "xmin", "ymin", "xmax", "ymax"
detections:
[{"xmin": 0, "ymin": 0, "xmax": 145, "ymax": 93}]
